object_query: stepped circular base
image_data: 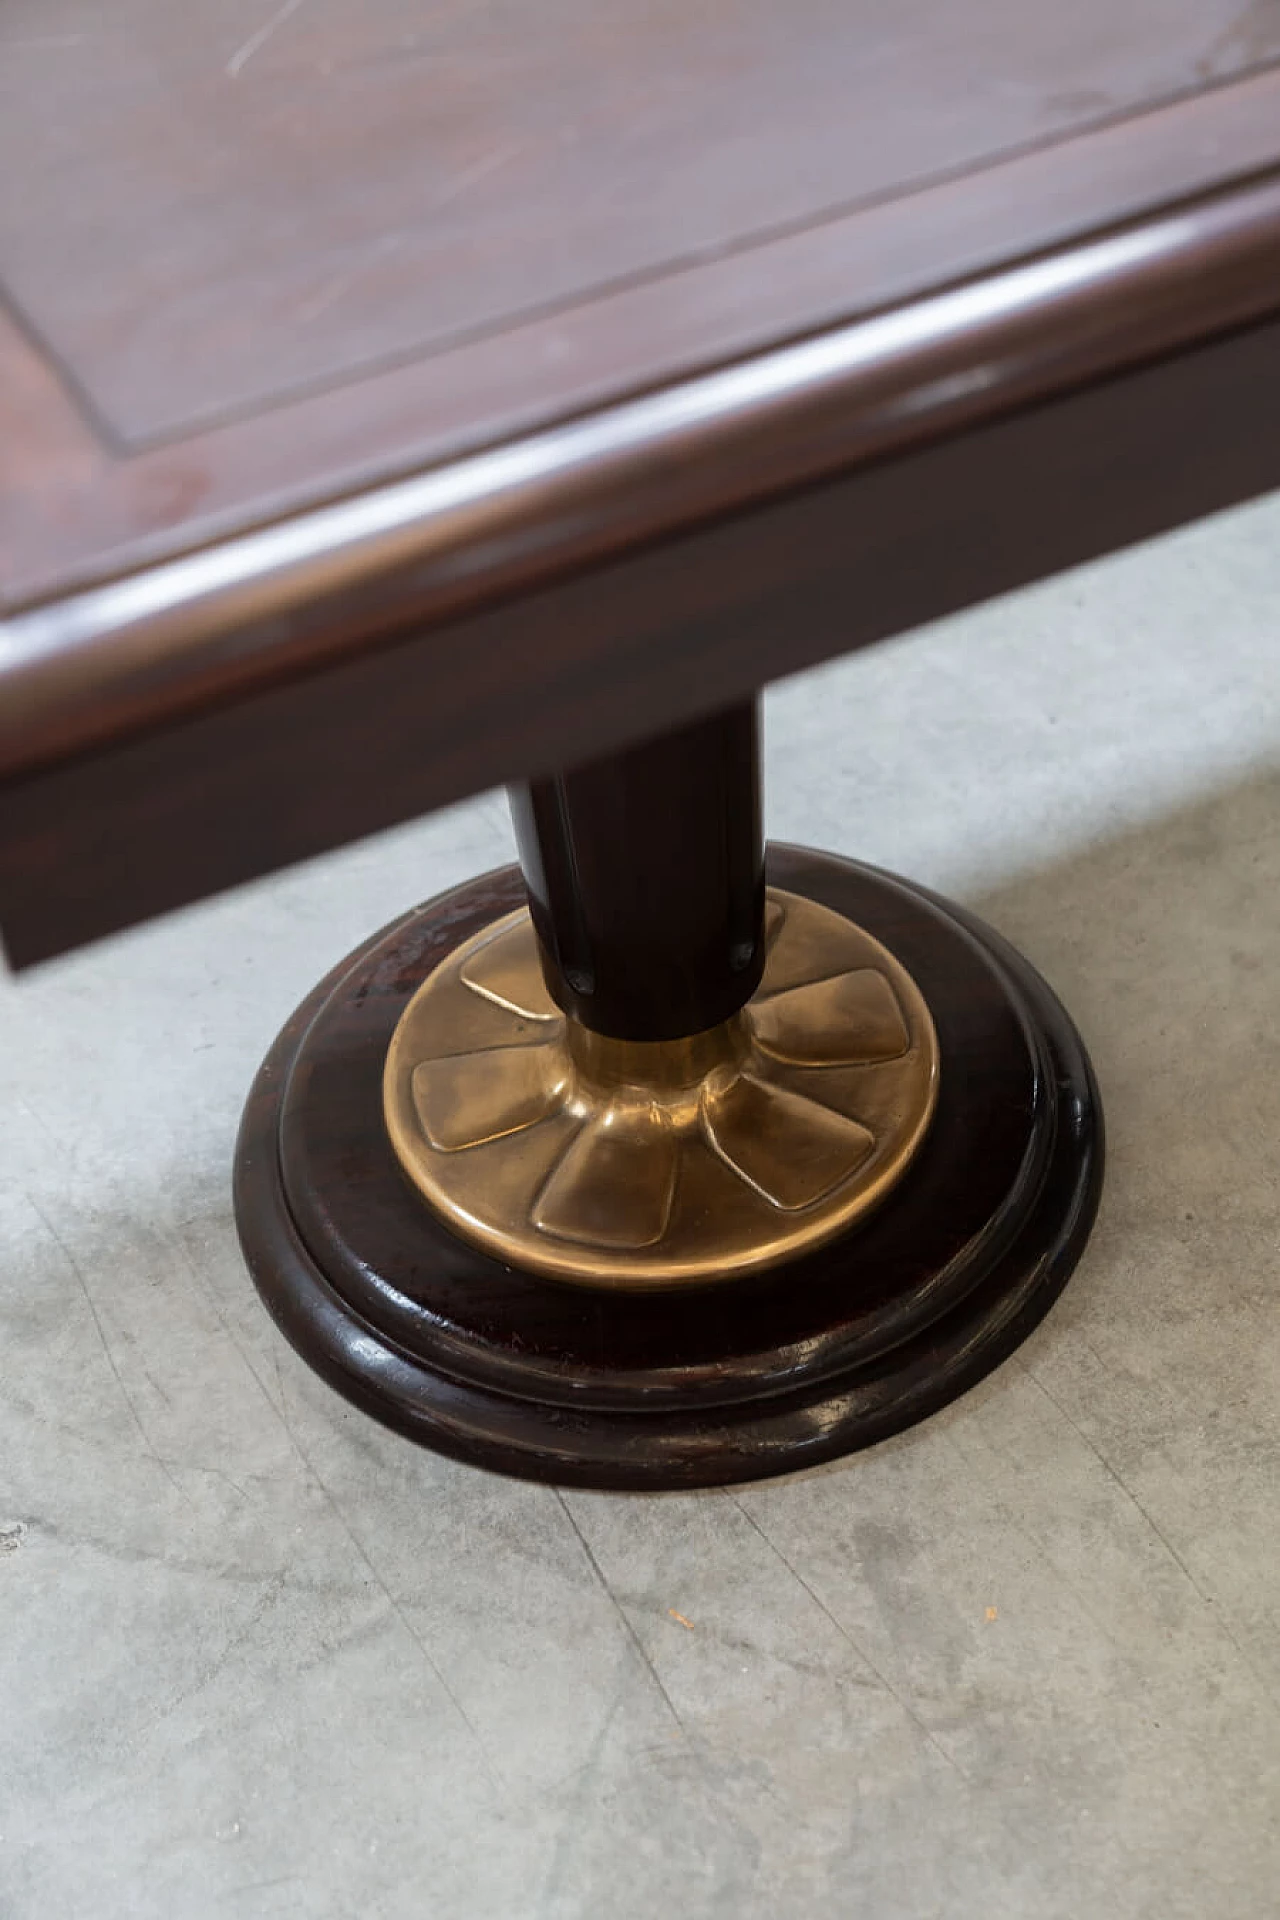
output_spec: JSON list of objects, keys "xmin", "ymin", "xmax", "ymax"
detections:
[{"xmin": 233, "ymin": 846, "xmax": 1103, "ymax": 1490}]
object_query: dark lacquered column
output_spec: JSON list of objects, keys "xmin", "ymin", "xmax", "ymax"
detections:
[{"xmin": 508, "ymin": 701, "xmax": 765, "ymax": 1041}]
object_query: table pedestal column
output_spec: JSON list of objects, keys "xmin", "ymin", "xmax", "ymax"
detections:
[{"xmin": 234, "ymin": 704, "xmax": 1101, "ymax": 1489}]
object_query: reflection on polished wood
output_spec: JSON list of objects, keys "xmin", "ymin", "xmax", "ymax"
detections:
[
  {"xmin": 235, "ymin": 850, "xmax": 1101, "ymax": 1486},
  {"xmin": 383, "ymin": 889, "xmax": 938, "ymax": 1288}
]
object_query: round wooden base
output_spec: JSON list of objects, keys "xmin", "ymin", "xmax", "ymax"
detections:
[{"xmin": 234, "ymin": 846, "xmax": 1103, "ymax": 1489}]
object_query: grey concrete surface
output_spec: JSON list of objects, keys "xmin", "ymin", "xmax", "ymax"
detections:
[{"xmin": 3, "ymin": 492, "xmax": 1279, "ymax": 1920}]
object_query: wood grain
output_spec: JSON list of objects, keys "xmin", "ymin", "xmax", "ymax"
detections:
[
  {"xmin": 2, "ymin": 307, "xmax": 1278, "ymax": 969},
  {"xmin": 4, "ymin": 14, "xmax": 1280, "ymax": 964},
  {"xmin": 5, "ymin": 166, "xmax": 1280, "ymax": 788},
  {"xmin": 3, "ymin": 57, "xmax": 1280, "ymax": 611},
  {"xmin": 4, "ymin": 0, "xmax": 1276, "ymax": 446}
]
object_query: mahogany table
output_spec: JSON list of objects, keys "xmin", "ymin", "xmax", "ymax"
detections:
[{"xmin": 4, "ymin": 2, "xmax": 1280, "ymax": 1487}]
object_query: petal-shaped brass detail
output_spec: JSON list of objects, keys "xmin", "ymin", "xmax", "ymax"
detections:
[
  {"xmin": 751, "ymin": 968, "xmax": 909, "ymax": 1065},
  {"xmin": 412, "ymin": 1041, "xmax": 568, "ymax": 1151},
  {"xmin": 383, "ymin": 892, "xmax": 938, "ymax": 1288},
  {"xmin": 460, "ymin": 917, "xmax": 560, "ymax": 1022},
  {"xmin": 533, "ymin": 1108, "xmax": 678, "ymax": 1249},
  {"xmin": 757, "ymin": 895, "xmax": 870, "ymax": 999},
  {"xmin": 702, "ymin": 1074, "xmax": 874, "ymax": 1210}
]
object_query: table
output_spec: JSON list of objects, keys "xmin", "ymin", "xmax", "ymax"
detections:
[{"xmin": 3, "ymin": 2, "xmax": 1279, "ymax": 1486}]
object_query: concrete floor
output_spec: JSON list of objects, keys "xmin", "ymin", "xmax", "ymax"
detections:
[{"xmin": 3, "ymin": 492, "xmax": 1280, "ymax": 1920}]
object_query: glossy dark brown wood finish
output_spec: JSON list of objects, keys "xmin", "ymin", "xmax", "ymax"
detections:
[
  {"xmin": 233, "ymin": 847, "xmax": 1102, "ymax": 1488},
  {"xmin": 4, "ymin": 69, "xmax": 1280, "ymax": 638},
  {"xmin": 6, "ymin": 164, "xmax": 1280, "ymax": 790},
  {"xmin": 6, "ymin": 0, "xmax": 1274, "ymax": 452},
  {"xmin": 4, "ymin": 10, "xmax": 1280, "ymax": 599},
  {"xmin": 4, "ymin": 306, "xmax": 1279, "ymax": 969},
  {"xmin": 510, "ymin": 702, "xmax": 763, "ymax": 1040},
  {"xmin": 4, "ymin": 22, "xmax": 1280, "ymax": 968}
]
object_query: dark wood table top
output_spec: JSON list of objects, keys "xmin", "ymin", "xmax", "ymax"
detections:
[{"xmin": 3, "ymin": 4, "xmax": 1280, "ymax": 962}]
